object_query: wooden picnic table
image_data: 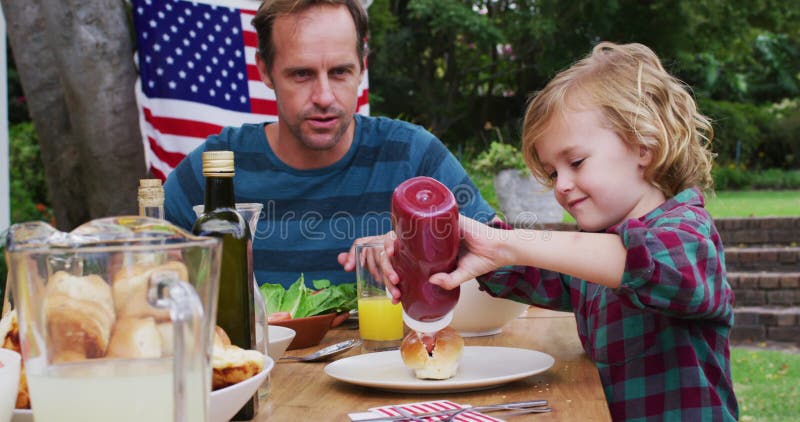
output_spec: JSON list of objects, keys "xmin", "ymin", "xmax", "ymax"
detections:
[{"xmin": 256, "ymin": 306, "xmax": 611, "ymax": 421}]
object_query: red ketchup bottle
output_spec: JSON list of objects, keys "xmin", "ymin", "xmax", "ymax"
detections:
[{"xmin": 391, "ymin": 176, "xmax": 460, "ymax": 334}]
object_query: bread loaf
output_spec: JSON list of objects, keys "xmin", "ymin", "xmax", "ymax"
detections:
[
  {"xmin": 44, "ymin": 272, "xmax": 115, "ymax": 363},
  {"xmin": 400, "ymin": 326, "xmax": 464, "ymax": 380},
  {"xmin": 106, "ymin": 317, "xmax": 162, "ymax": 359},
  {"xmin": 156, "ymin": 322, "xmax": 174, "ymax": 356},
  {"xmin": 111, "ymin": 261, "xmax": 188, "ymax": 321}
]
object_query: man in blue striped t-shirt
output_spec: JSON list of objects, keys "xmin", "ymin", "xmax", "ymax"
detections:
[{"xmin": 164, "ymin": 0, "xmax": 496, "ymax": 288}]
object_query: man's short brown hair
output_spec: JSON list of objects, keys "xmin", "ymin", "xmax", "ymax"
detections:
[{"xmin": 251, "ymin": 0, "xmax": 369, "ymax": 73}]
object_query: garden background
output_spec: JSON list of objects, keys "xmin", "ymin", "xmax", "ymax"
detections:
[{"xmin": 3, "ymin": 1, "xmax": 799, "ymax": 421}]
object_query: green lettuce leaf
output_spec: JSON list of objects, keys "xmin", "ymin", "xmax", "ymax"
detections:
[
  {"xmin": 259, "ymin": 274, "xmax": 356, "ymax": 318},
  {"xmin": 260, "ymin": 283, "xmax": 285, "ymax": 314}
]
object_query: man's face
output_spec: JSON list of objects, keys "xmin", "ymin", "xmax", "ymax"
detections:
[{"xmin": 258, "ymin": 4, "xmax": 364, "ymax": 152}]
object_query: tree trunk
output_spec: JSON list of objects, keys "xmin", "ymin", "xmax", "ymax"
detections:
[{"xmin": 2, "ymin": 0, "xmax": 146, "ymax": 230}]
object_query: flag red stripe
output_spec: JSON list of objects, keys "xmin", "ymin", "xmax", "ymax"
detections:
[
  {"xmin": 148, "ymin": 136, "xmax": 187, "ymax": 168},
  {"xmin": 247, "ymin": 64, "xmax": 261, "ymax": 81},
  {"xmin": 143, "ymin": 107, "xmax": 224, "ymax": 139},
  {"xmin": 151, "ymin": 166, "xmax": 167, "ymax": 182},
  {"xmin": 357, "ymin": 89, "xmax": 369, "ymax": 107},
  {"xmin": 250, "ymin": 98, "xmax": 278, "ymax": 115},
  {"xmin": 241, "ymin": 9, "xmax": 256, "ymax": 16},
  {"xmin": 243, "ymin": 31, "xmax": 258, "ymax": 47}
]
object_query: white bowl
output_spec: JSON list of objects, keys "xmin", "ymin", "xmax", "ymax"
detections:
[
  {"xmin": 210, "ymin": 355, "xmax": 274, "ymax": 422},
  {"xmin": 0, "ymin": 349, "xmax": 21, "ymax": 422},
  {"xmin": 10, "ymin": 410, "xmax": 31, "ymax": 422},
  {"xmin": 450, "ymin": 279, "xmax": 529, "ymax": 337},
  {"xmin": 267, "ymin": 325, "xmax": 296, "ymax": 360}
]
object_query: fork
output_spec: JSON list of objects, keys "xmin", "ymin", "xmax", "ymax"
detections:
[
  {"xmin": 356, "ymin": 400, "xmax": 549, "ymax": 422},
  {"xmin": 390, "ymin": 406, "xmax": 425, "ymax": 422},
  {"xmin": 440, "ymin": 405, "xmax": 552, "ymax": 421}
]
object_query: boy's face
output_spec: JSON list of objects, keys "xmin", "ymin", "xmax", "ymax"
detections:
[
  {"xmin": 257, "ymin": 4, "xmax": 365, "ymax": 153},
  {"xmin": 535, "ymin": 107, "xmax": 665, "ymax": 231}
]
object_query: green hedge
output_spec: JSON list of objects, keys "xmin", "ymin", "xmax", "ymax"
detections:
[
  {"xmin": 2, "ymin": 122, "xmax": 52, "ymax": 303},
  {"xmin": 712, "ymin": 165, "xmax": 800, "ymax": 190},
  {"xmin": 699, "ymin": 98, "xmax": 800, "ymax": 169}
]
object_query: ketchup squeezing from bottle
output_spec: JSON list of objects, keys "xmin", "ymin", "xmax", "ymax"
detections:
[{"xmin": 391, "ymin": 177, "xmax": 460, "ymax": 333}]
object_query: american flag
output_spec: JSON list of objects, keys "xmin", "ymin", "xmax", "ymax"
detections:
[{"xmin": 132, "ymin": 0, "xmax": 370, "ymax": 180}]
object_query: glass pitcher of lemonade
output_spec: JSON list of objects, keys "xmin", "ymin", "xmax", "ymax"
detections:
[{"xmin": 5, "ymin": 217, "xmax": 221, "ymax": 422}]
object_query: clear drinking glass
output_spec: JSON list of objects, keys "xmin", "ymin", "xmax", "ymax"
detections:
[
  {"xmin": 356, "ymin": 243, "xmax": 404, "ymax": 352},
  {"xmin": 5, "ymin": 217, "xmax": 221, "ymax": 422}
]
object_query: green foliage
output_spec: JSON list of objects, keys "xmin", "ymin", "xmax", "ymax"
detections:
[
  {"xmin": 469, "ymin": 141, "xmax": 527, "ymax": 174},
  {"xmin": 731, "ymin": 347, "xmax": 800, "ymax": 421},
  {"xmin": 6, "ymin": 45, "xmax": 30, "ymax": 124},
  {"xmin": 750, "ymin": 169, "xmax": 800, "ymax": 189},
  {"xmin": 712, "ymin": 164, "xmax": 754, "ymax": 191},
  {"xmin": 699, "ymin": 98, "xmax": 799, "ymax": 170},
  {"xmin": 762, "ymin": 100, "xmax": 800, "ymax": 168},
  {"xmin": 700, "ymin": 99, "xmax": 770, "ymax": 167},
  {"xmin": 368, "ymin": 0, "xmax": 800, "ymax": 158},
  {"xmin": 369, "ymin": 0, "xmax": 523, "ymax": 143},
  {"xmin": 3, "ymin": 122, "xmax": 52, "ymax": 301},
  {"xmin": 0, "ymin": 245, "xmax": 5, "ymax": 305},
  {"xmin": 259, "ymin": 275, "xmax": 357, "ymax": 318},
  {"xmin": 712, "ymin": 165, "xmax": 800, "ymax": 190},
  {"xmin": 9, "ymin": 122, "xmax": 52, "ymax": 225}
]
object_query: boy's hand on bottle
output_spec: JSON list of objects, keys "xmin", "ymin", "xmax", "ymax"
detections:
[{"xmin": 429, "ymin": 215, "xmax": 504, "ymax": 290}]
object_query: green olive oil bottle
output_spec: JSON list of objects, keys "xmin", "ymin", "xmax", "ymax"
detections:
[{"xmin": 192, "ymin": 151, "xmax": 257, "ymax": 420}]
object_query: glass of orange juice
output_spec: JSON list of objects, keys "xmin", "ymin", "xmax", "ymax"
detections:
[{"xmin": 356, "ymin": 243, "xmax": 404, "ymax": 352}]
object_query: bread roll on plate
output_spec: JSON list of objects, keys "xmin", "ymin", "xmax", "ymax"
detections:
[
  {"xmin": 400, "ymin": 326, "xmax": 464, "ymax": 380},
  {"xmin": 212, "ymin": 326, "xmax": 265, "ymax": 390},
  {"xmin": 0, "ymin": 309, "xmax": 19, "ymax": 352},
  {"xmin": 0, "ymin": 310, "xmax": 29, "ymax": 409}
]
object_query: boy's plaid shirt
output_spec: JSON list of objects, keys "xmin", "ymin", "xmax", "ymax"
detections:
[{"xmin": 478, "ymin": 188, "xmax": 738, "ymax": 421}]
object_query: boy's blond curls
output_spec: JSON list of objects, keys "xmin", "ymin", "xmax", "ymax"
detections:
[{"xmin": 522, "ymin": 42, "xmax": 715, "ymax": 197}]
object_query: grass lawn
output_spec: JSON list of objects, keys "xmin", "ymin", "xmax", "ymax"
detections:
[
  {"xmin": 732, "ymin": 348, "xmax": 800, "ymax": 421},
  {"xmin": 706, "ymin": 190, "xmax": 800, "ymax": 218}
]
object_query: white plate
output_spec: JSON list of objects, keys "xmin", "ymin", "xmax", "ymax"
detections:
[
  {"xmin": 210, "ymin": 356, "xmax": 274, "ymax": 422},
  {"xmin": 324, "ymin": 346, "xmax": 554, "ymax": 393},
  {"xmin": 12, "ymin": 356, "xmax": 274, "ymax": 422},
  {"xmin": 11, "ymin": 409, "xmax": 31, "ymax": 422}
]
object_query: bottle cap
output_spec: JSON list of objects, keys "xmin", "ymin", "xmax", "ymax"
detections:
[
  {"xmin": 139, "ymin": 179, "xmax": 162, "ymax": 188},
  {"xmin": 137, "ymin": 179, "xmax": 164, "ymax": 207},
  {"xmin": 402, "ymin": 308, "xmax": 454, "ymax": 335},
  {"xmin": 202, "ymin": 151, "xmax": 235, "ymax": 176}
]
